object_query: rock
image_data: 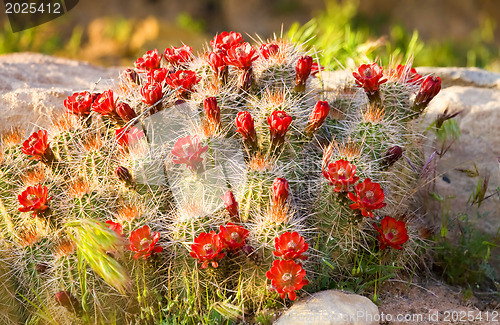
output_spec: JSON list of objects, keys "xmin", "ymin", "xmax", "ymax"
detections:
[
  {"xmin": 417, "ymin": 67, "xmax": 500, "ymax": 89},
  {"xmin": 0, "ymin": 53, "xmax": 120, "ymax": 134},
  {"xmin": 274, "ymin": 290, "xmax": 379, "ymax": 325}
]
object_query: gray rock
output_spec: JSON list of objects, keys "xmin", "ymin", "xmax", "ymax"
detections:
[
  {"xmin": 417, "ymin": 67, "xmax": 500, "ymax": 89},
  {"xmin": 275, "ymin": 290, "xmax": 379, "ymax": 325},
  {"xmin": 0, "ymin": 53, "xmax": 121, "ymax": 134}
]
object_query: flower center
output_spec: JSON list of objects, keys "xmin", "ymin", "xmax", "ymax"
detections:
[
  {"xmin": 29, "ymin": 138, "xmax": 38, "ymax": 147},
  {"xmin": 282, "ymin": 272, "xmax": 292, "ymax": 283},
  {"xmin": 140, "ymin": 238, "xmax": 149, "ymax": 246},
  {"xmin": 337, "ymin": 168, "xmax": 346, "ymax": 177},
  {"xmin": 363, "ymin": 68, "xmax": 372, "ymax": 77},
  {"xmin": 230, "ymin": 232, "xmax": 240, "ymax": 241},
  {"xmin": 28, "ymin": 194, "xmax": 38, "ymax": 201},
  {"xmin": 180, "ymin": 72, "xmax": 188, "ymax": 79},
  {"xmin": 287, "ymin": 241, "xmax": 297, "ymax": 250},
  {"xmin": 203, "ymin": 243, "xmax": 213, "ymax": 253},
  {"xmin": 76, "ymin": 95, "xmax": 84, "ymax": 102},
  {"xmin": 365, "ymin": 190, "xmax": 374, "ymax": 199}
]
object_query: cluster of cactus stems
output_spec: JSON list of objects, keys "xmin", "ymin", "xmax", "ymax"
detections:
[{"xmin": 0, "ymin": 31, "xmax": 442, "ymax": 324}]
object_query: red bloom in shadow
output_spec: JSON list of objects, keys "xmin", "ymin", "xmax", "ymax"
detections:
[
  {"xmin": 373, "ymin": 216, "xmax": 409, "ymax": 250},
  {"xmin": 22, "ymin": 130, "xmax": 51, "ymax": 162},
  {"xmin": 190, "ymin": 231, "xmax": 225, "ymax": 268},
  {"xmin": 115, "ymin": 102, "xmax": 137, "ymax": 122},
  {"xmin": 105, "ymin": 220, "xmax": 123, "ymax": 237},
  {"xmin": 266, "ymin": 260, "xmax": 308, "ymax": 300},
  {"xmin": 353, "ymin": 63, "xmax": 387, "ymax": 94},
  {"xmin": 348, "ymin": 178, "xmax": 386, "ymax": 218},
  {"xmin": 219, "ymin": 223, "xmax": 249, "ymax": 252},
  {"xmin": 224, "ymin": 42, "xmax": 258, "ymax": 70},
  {"xmin": 322, "ymin": 159, "xmax": 359, "ymax": 192},
  {"xmin": 171, "ymin": 135, "xmax": 208, "ymax": 171},
  {"xmin": 210, "ymin": 31, "xmax": 243, "ymax": 50},
  {"xmin": 92, "ymin": 90, "xmax": 115, "ymax": 116},
  {"xmin": 18, "ymin": 184, "xmax": 52, "ymax": 218},
  {"xmin": 128, "ymin": 225, "xmax": 163, "ymax": 260},
  {"xmin": 64, "ymin": 91, "xmax": 93, "ymax": 115},
  {"xmin": 273, "ymin": 231, "xmax": 308, "ymax": 260},
  {"xmin": 415, "ymin": 75, "xmax": 442, "ymax": 106},
  {"xmin": 135, "ymin": 49, "xmax": 162, "ymax": 71},
  {"xmin": 164, "ymin": 45, "xmax": 193, "ymax": 65},
  {"xmin": 115, "ymin": 126, "xmax": 144, "ymax": 149}
]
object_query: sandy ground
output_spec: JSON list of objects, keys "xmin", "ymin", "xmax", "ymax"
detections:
[{"xmin": 378, "ymin": 278, "xmax": 500, "ymax": 325}]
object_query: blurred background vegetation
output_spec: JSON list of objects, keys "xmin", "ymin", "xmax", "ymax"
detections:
[{"xmin": 0, "ymin": 0, "xmax": 499, "ymax": 70}]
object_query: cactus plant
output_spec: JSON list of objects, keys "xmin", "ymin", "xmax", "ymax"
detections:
[{"xmin": 0, "ymin": 31, "xmax": 441, "ymax": 324}]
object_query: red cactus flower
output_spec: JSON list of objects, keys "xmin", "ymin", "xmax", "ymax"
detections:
[
  {"xmin": 105, "ymin": 220, "xmax": 123, "ymax": 237},
  {"xmin": 259, "ymin": 43, "xmax": 280, "ymax": 60},
  {"xmin": 115, "ymin": 126, "xmax": 144, "ymax": 148},
  {"xmin": 272, "ymin": 177, "xmax": 289, "ymax": 206},
  {"xmin": 22, "ymin": 130, "xmax": 51, "ymax": 161},
  {"xmin": 147, "ymin": 68, "xmax": 169, "ymax": 83},
  {"xmin": 306, "ymin": 101, "xmax": 330, "ymax": 133},
  {"xmin": 267, "ymin": 111, "xmax": 292, "ymax": 143},
  {"xmin": 165, "ymin": 70, "xmax": 200, "ymax": 98},
  {"xmin": 235, "ymin": 111, "xmax": 257, "ymax": 143},
  {"xmin": 123, "ymin": 68, "xmax": 139, "ymax": 84},
  {"xmin": 207, "ymin": 49, "xmax": 227, "ymax": 75},
  {"xmin": 116, "ymin": 102, "xmax": 137, "ymax": 122},
  {"xmin": 92, "ymin": 90, "xmax": 115, "ymax": 116},
  {"xmin": 134, "ymin": 49, "xmax": 162, "ymax": 71},
  {"xmin": 273, "ymin": 231, "xmax": 308, "ymax": 260},
  {"xmin": 322, "ymin": 159, "xmax": 360, "ymax": 192},
  {"xmin": 128, "ymin": 225, "xmax": 162, "ymax": 260},
  {"xmin": 203, "ymin": 97, "xmax": 221, "ymax": 126},
  {"xmin": 373, "ymin": 216, "xmax": 409, "ymax": 250},
  {"xmin": 210, "ymin": 31, "xmax": 243, "ymax": 50},
  {"xmin": 393, "ymin": 64, "xmax": 422, "ymax": 84},
  {"xmin": 140, "ymin": 82, "xmax": 163, "ymax": 105},
  {"xmin": 64, "ymin": 91, "xmax": 93, "ymax": 115},
  {"xmin": 171, "ymin": 135, "xmax": 208, "ymax": 171},
  {"xmin": 164, "ymin": 45, "xmax": 193, "ymax": 65},
  {"xmin": 266, "ymin": 260, "xmax": 308, "ymax": 300},
  {"xmin": 115, "ymin": 166, "xmax": 133, "ymax": 185},
  {"xmin": 223, "ymin": 190, "xmax": 239, "ymax": 220},
  {"xmin": 348, "ymin": 178, "xmax": 386, "ymax": 218},
  {"xmin": 219, "ymin": 223, "xmax": 249, "ymax": 252},
  {"xmin": 382, "ymin": 146, "xmax": 403, "ymax": 167},
  {"xmin": 295, "ymin": 55, "xmax": 313, "ymax": 86},
  {"xmin": 415, "ymin": 75, "xmax": 441, "ymax": 106},
  {"xmin": 190, "ymin": 231, "xmax": 225, "ymax": 268},
  {"xmin": 224, "ymin": 42, "xmax": 258, "ymax": 70},
  {"xmin": 353, "ymin": 63, "xmax": 387, "ymax": 94},
  {"xmin": 18, "ymin": 184, "xmax": 52, "ymax": 218}
]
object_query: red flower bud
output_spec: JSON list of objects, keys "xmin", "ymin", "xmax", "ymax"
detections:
[
  {"xmin": 123, "ymin": 68, "xmax": 139, "ymax": 84},
  {"xmin": 115, "ymin": 166, "xmax": 133, "ymax": 185},
  {"xmin": 235, "ymin": 111, "xmax": 257, "ymax": 147},
  {"xmin": 92, "ymin": 89, "xmax": 115, "ymax": 116},
  {"xmin": 55, "ymin": 291, "xmax": 81, "ymax": 314},
  {"xmin": 134, "ymin": 49, "xmax": 162, "ymax": 71},
  {"xmin": 383, "ymin": 146, "xmax": 403, "ymax": 167},
  {"xmin": 64, "ymin": 91, "xmax": 93, "ymax": 115},
  {"xmin": 267, "ymin": 110, "xmax": 292, "ymax": 144},
  {"xmin": 259, "ymin": 43, "xmax": 280, "ymax": 59},
  {"xmin": 223, "ymin": 190, "xmax": 239, "ymax": 221},
  {"xmin": 295, "ymin": 55, "xmax": 313, "ymax": 86},
  {"xmin": 203, "ymin": 97, "xmax": 221, "ymax": 126},
  {"xmin": 116, "ymin": 102, "xmax": 137, "ymax": 122},
  {"xmin": 272, "ymin": 177, "xmax": 289, "ymax": 206},
  {"xmin": 306, "ymin": 101, "xmax": 330, "ymax": 134},
  {"xmin": 141, "ymin": 82, "xmax": 163, "ymax": 105},
  {"xmin": 415, "ymin": 75, "xmax": 441, "ymax": 106}
]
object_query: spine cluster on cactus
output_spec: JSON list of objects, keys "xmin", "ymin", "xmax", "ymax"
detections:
[{"xmin": 0, "ymin": 30, "xmax": 442, "ymax": 323}]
